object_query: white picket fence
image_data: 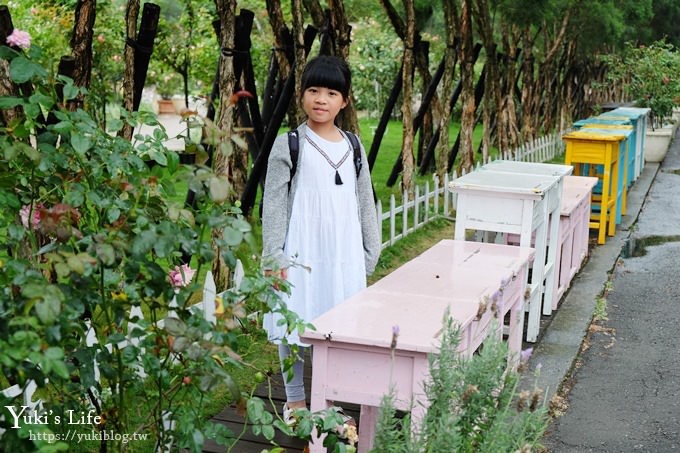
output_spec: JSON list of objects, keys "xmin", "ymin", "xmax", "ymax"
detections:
[{"xmin": 376, "ymin": 131, "xmax": 565, "ymax": 249}]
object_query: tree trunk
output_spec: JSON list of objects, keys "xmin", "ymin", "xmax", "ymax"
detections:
[
  {"xmin": 291, "ymin": 0, "xmax": 306, "ymax": 126},
  {"xmin": 71, "ymin": 0, "xmax": 96, "ymax": 89},
  {"xmin": 400, "ymin": 0, "xmax": 416, "ymax": 196},
  {"xmin": 211, "ymin": 0, "xmax": 238, "ymax": 291},
  {"xmin": 473, "ymin": 0, "xmax": 504, "ymax": 156},
  {"xmin": 436, "ymin": 0, "xmax": 459, "ymax": 181},
  {"xmin": 265, "ymin": 0, "xmax": 296, "ymax": 126},
  {"xmin": 302, "ymin": 0, "xmax": 324, "ymax": 29},
  {"xmin": 500, "ymin": 24, "xmax": 522, "ymax": 151},
  {"xmin": 120, "ymin": 0, "xmax": 139, "ymax": 141},
  {"xmin": 519, "ymin": 28, "xmax": 537, "ymax": 142},
  {"xmin": 457, "ymin": 0, "xmax": 475, "ymax": 173},
  {"xmin": 328, "ymin": 0, "xmax": 359, "ymax": 133}
]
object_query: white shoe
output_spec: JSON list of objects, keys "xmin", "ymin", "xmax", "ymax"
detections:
[{"xmin": 282, "ymin": 403, "xmax": 297, "ymax": 427}]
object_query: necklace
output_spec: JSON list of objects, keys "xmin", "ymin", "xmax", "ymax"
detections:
[{"xmin": 305, "ymin": 134, "xmax": 351, "ymax": 185}]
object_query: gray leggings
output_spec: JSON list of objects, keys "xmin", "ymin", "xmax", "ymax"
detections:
[{"xmin": 278, "ymin": 344, "xmax": 307, "ymax": 402}]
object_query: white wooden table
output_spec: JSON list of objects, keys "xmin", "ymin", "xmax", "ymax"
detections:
[
  {"xmin": 300, "ymin": 240, "xmax": 534, "ymax": 453},
  {"xmin": 480, "ymin": 160, "xmax": 572, "ymax": 316},
  {"xmin": 448, "ymin": 168, "xmax": 562, "ymax": 342}
]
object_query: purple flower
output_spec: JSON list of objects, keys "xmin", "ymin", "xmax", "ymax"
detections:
[
  {"xmin": 6, "ymin": 29, "xmax": 31, "ymax": 50},
  {"xmin": 390, "ymin": 325, "xmax": 400, "ymax": 350},
  {"xmin": 520, "ymin": 347, "xmax": 533, "ymax": 363}
]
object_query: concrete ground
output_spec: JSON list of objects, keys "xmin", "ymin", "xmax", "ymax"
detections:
[{"xmin": 527, "ymin": 127, "xmax": 680, "ymax": 452}]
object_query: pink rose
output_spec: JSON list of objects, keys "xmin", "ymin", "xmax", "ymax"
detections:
[
  {"xmin": 6, "ymin": 29, "xmax": 31, "ymax": 50},
  {"xmin": 168, "ymin": 264, "xmax": 196, "ymax": 288},
  {"xmin": 20, "ymin": 203, "xmax": 43, "ymax": 229}
]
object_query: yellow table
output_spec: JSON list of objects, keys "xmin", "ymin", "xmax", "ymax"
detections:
[
  {"xmin": 562, "ymin": 130, "xmax": 626, "ymax": 245},
  {"xmin": 580, "ymin": 124, "xmax": 634, "ymax": 222}
]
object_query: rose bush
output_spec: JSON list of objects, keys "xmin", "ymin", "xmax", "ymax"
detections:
[
  {"xmin": 0, "ymin": 39, "xmax": 308, "ymax": 452},
  {"xmin": 605, "ymin": 40, "xmax": 680, "ymax": 129}
]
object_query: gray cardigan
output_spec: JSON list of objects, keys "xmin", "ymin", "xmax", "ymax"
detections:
[{"xmin": 261, "ymin": 123, "xmax": 381, "ymax": 275}]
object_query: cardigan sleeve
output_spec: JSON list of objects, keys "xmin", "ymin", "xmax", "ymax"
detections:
[
  {"xmin": 261, "ymin": 133, "xmax": 292, "ymax": 270},
  {"xmin": 355, "ymin": 139, "xmax": 381, "ymax": 275}
]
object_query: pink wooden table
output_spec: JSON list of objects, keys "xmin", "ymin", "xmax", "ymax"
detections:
[
  {"xmin": 300, "ymin": 240, "xmax": 534, "ymax": 452},
  {"xmin": 552, "ymin": 176, "xmax": 598, "ymax": 308}
]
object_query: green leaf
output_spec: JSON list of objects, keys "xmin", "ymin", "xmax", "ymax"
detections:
[
  {"xmin": 192, "ymin": 430, "xmax": 205, "ymax": 450},
  {"xmin": 94, "ymin": 243, "xmax": 116, "ymax": 266},
  {"xmin": 209, "ymin": 176, "xmax": 230, "ymax": 203},
  {"xmin": 107, "ymin": 118, "xmax": 124, "ymax": 133},
  {"xmin": 29, "ymin": 92, "xmax": 54, "ymax": 111},
  {"xmin": 53, "ymin": 121, "xmax": 73, "ymax": 135},
  {"xmin": 66, "ymin": 254, "xmax": 85, "ymax": 275},
  {"xmin": 16, "ymin": 142, "xmax": 40, "ymax": 162},
  {"xmin": 0, "ymin": 96, "xmax": 23, "ymax": 109},
  {"xmin": 34, "ymin": 286, "xmax": 63, "ymax": 324},
  {"xmin": 164, "ymin": 317, "xmax": 187, "ymax": 336},
  {"xmin": 71, "ymin": 132, "xmax": 92, "ymax": 154},
  {"xmin": 107, "ymin": 207, "xmax": 121, "ymax": 223},
  {"xmin": 9, "ymin": 55, "xmax": 47, "ymax": 83},
  {"xmin": 172, "ymin": 336, "xmax": 191, "ymax": 352},
  {"xmin": 44, "ymin": 346, "xmax": 63, "ymax": 361},
  {"xmin": 222, "ymin": 226, "xmax": 242, "ymax": 246},
  {"xmin": 261, "ymin": 424, "xmax": 275, "ymax": 441},
  {"xmin": 0, "ymin": 46, "xmax": 19, "ymax": 60},
  {"xmin": 62, "ymin": 83, "xmax": 79, "ymax": 102}
]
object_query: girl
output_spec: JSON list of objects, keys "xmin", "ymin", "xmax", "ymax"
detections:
[{"xmin": 261, "ymin": 55, "xmax": 381, "ymax": 426}]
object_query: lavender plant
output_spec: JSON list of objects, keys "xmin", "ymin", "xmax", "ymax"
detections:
[{"xmin": 371, "ymin": 315, "xmax": 548, "ymax": 452}]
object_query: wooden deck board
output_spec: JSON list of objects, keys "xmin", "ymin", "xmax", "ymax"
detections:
[{"xmin": 204, "ymin": 352, "xmax": 360, "ymax": 452}]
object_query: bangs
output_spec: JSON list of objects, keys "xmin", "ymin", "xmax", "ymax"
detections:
[{"xmin": 301, "ymin": 56, "xmax": 351, "ymax": 98}]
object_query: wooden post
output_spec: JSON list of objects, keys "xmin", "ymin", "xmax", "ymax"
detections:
[
  {"xmin": 132, "ymin": 3, "xmax": 160, "ymax": 111},
  {"xmin": 239, "ymin": 25, "xmax": 317, "ymax": 217}
]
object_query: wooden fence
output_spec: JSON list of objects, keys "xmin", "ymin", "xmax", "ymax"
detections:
[{"xmin": 376, "ymin": 131, "xmax": 565, "ymax": 249}]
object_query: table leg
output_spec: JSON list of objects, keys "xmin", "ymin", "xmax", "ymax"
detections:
[
  {"xmin": 357, "ymin": 405, "xmax": 378, "ymax": 453},
  {"xmin": 308, "ymin": 345, "xmax": 331, "ymax": 453},
  {"xmin": 542, "ymin": 191, "xmax": 561, "ymax": 316},
  {"xmin": 607, "ymin": 159, "xmax": 619, "ymax": 237},
  {"xmin": 519, "ymin": 199, "xmax": 545, "ymax": 343}
]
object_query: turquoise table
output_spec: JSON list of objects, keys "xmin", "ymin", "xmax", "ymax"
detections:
[
  {"xmin": 601, "ymin": 107, "xmax": 651, "ymax": 179},
  {"xmin": 571, "ymin": 127, "xmax": 633, "ymax": 225}
]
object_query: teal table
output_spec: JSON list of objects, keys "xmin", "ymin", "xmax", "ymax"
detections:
[
  {"xmin": 601, "ymin": 107, "xmax": 651, "ymax": 179},
  {"xmin": 571, "ymin": 127, "xmax": 633, "ymax": 225},
  {"xmin": 573, "ymin": 117, "xmax": 637, "ymax": 188}
]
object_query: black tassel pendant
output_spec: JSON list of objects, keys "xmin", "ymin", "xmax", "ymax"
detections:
[{"xmin": 335, "ymin": 170, "xmax": 343, "ymax": 185}]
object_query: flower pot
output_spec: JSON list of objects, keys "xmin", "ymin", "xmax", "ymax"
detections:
[
  {"xmin": 645, "ymin": 125, "xmax": 674, "ymax": 163},
  {"xmin": 157, "ymin": 98, "xmax": 176, "ymax": 114}
]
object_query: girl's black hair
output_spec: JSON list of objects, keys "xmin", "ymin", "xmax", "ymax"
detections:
[{"xmin": 300, "ymin": 55, "xmax": 351, "ymax": 99}]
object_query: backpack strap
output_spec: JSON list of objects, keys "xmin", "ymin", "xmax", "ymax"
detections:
[
  {"xmin": 287, "ymin": 130, "xmax": 299, "ymax": 185},
  {"xmin": 344, "ymin": 131, "xmax": 362, "ymax": 177}
]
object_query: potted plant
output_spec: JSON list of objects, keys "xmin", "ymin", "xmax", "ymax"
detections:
[
  {"xmin": 156, "ymin": 72, "xmax": 183, "ymax": 114},
  {"xmin": 607, "ymin": 40, "xmax": 680, "ymax": 161}
]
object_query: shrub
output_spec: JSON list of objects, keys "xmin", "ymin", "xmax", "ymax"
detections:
[
  {"xmin": 371, "ymin": 315, "xmax": 549, "ymax": 452},
  {"xmin": 605, "ymin": 40, "xmax": 680, "ymax": 129}
]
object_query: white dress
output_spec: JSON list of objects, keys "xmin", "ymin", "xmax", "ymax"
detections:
[{"xmin": 264, "ymin": 128, "xmax": 367, "ymax": 345}]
